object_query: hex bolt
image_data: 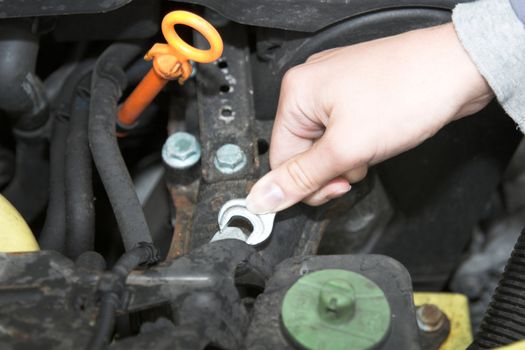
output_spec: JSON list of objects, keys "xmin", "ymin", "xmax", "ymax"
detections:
[
  {"xmin": 416, "ymin": 304, "xmax": 446, "ymax": 332},
  {"xmin": 214, "ymin": 144, "xmax": 247, "ymax": 174},
  {"xmin": 318, "ymin": 279, "xmax": 356, "ymax": 323},
  {"xmin": 162, "ymin": 132, "xmax": 201, "ymax": 169}
]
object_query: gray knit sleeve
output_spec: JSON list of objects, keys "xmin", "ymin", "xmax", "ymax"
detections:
[
  {"xmin": 510, "ymin": 0, "xmax": 525, "ymax": 24},
  {"xmin": 453, "ymin": 0, "xmax": 525, "ymax": 131}
]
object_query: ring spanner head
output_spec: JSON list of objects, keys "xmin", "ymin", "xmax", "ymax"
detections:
[{"xmin": 217, "ymin": 198, "xmax": 276, "ymax": 245}]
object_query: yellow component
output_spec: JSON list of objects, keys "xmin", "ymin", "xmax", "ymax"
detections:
[
  {"xmin": 0, "ymin": 194, "xmax": 39, "ymax": 252},
  {"xmin": 497, "ymin": 340, "xmax": 525, "ymax": 349},
  {"xmin": 414, "ymin": 292, "xmax": 472, "ymax": 350}
]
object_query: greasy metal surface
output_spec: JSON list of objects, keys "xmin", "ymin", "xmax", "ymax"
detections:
[
  {"xmin": 195, "ymin": 21, "xmax": 257, "ymax": 184},
  {"xmin": 216, "ymin": 198, "xmax": 276, "ymax": 245},
  {"xmin": 0, "ymin": 251, "xmax": 99, "ymax": 349},
  {"xmin": 188, "ymin": 20, "xmax": 260, "ymax": 249},
  {"xmin": 167, "ymin": 179, "xmax": 200, "ymax": 259},
  {"xmin": 0, "ymin": 241, "xmax": 271, "ymax": 349}
]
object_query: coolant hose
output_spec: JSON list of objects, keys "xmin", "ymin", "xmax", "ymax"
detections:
[
  {"xmin": 0, "ymin": 19, "xmax": 50, "ymax": 224},
  {"xmin": 40, "ymin": 61, "xmax": 95, "ymax": 253},
  {"xmin": 470, "ymin": 229, "xmax": 525, "ymax": 348},
  {"xmin": 66, "ymin": 74, "xmax": 95, "ymax": 258},
  {"xmin": 0, "ymin": 194, "xmax": 39, "ymax": 252},
  {"xmin": 88, "ymin": 42, "xmax": 155, "ymax": 251},
  {"xmin": 0, "ymin": 19, "xmax": 48, "ymax": 130},
  {"xmin": 38, "ymin": 113, "xmax": 68, "ymax": 251}
]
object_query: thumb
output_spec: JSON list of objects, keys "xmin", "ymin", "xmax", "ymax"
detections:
[{"xmin": 246, "ymin": 138, "xmax": 345, "ymax": 214}]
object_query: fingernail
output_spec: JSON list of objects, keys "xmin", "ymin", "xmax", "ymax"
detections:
[
  {"xmin": 330, "ymin": 184, "xmax": 351, "ymax": 199},
  {"xmin": 246, "ymin": 182, "xmax": 284, "ymax": 214}
]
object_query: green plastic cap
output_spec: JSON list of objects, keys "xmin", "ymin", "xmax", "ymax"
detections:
[{"xmin": 281, "ymin": 269, "xmax": 391, "ymax": 350}]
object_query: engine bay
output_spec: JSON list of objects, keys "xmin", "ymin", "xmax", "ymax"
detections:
[{"xmin": 0, "ymin": 1, "xmax": 524, "ymax": 349}]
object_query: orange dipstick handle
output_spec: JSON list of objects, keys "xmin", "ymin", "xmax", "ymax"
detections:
[{"xmin": 117, "ymin": 11, "xmax": 223, "ymax": 129}]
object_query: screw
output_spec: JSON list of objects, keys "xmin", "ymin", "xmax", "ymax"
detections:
[
  {"xmin": 214, "ymin": 144, "xmax": 247, "ymax": 174},
  {"xmin": 416, "ymin": 304, "xmax": 446, "ymax": 332},
  {"xmin": 162, "ymin": 132, "xmax": 201, "ymax": 169},
  {"xmin": 318, "ymin": 279, "xmax": 356, "ymax": 323}
]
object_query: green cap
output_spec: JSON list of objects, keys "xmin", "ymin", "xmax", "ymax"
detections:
[{"xmin": 281, "ymin": 269, "xmax": 391, "ymax": 350}]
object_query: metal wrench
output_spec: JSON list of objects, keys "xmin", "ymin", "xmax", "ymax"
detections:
[{"xmin": 210, "ymin": 198, "xmax": 276, "ymax": 245}]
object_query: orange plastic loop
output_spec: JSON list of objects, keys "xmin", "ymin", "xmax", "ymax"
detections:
[{"xmin": 161, "ymin": 11, "xmax": 223, "ymax": 64}]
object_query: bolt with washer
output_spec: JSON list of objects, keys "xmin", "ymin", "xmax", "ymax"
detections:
[
  {"xmin": 162, "ymin": 132, "xmax": 201, "ymax": 169},
  {"xmin": 416, "ymin": 304, "xmax": 446, "ymax": 332},
  {"xmin": 214, "ymin": 144, "xmax": 247, "ymax": 174}
]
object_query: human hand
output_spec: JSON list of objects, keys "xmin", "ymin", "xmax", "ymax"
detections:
[{"xmin": 246, "ymin": 23, "xmax": 493, "ymax": 214}]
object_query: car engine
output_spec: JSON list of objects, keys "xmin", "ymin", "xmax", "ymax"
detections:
[{"xmin": 0, "ymin": 1, "xmax": 524, "ymax": 349}]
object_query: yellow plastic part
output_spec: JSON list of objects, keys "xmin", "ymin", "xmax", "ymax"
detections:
[
  {"xmin": 0, "ymin": 194, "xmax": 39, "ymax": 252},
  {"xmin": 497, "ymin": 340, "xmax": 525, "ymax": 349},
  {"xmin": 414, "ymin": 292, "xmax": 473, "ymax": 350},
  {"xmin": 161, "ymin": 10, "xmax": 223, "ymax": 64},
  {"xmin": 117, "ymin": 10, "xmax": 223, "ymax": 129}
]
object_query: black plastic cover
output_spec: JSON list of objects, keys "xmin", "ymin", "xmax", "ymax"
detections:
[
  {"xmin": 174, "ymin": 0, "xmax": 473, "ymax": 31},
  {"xmin": 0, "ymin": 0, "xmax": 132, "ymax": 18}
]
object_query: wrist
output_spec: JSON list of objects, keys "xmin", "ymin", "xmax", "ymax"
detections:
[{"xmin": 436, "ymin": 23, "xmax": 494, "ymax": 120}]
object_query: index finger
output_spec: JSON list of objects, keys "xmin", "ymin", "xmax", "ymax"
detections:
[{"xmin": 269, "ymin": 75, "xmax": 325, "ymax": 169}]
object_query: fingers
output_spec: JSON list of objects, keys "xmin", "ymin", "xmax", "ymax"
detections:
[
  {"xmin": 246, "ymin": 136, "xmax": 346, "ymax": 214},
  {"xmin": 302, "ymin": 177, "xmax": 351, "ymax": 206},
  {"xmin": 302, "ymin": 165, "xmax": 368, "ymax": 206},
  {"xmin": 305, "ymin": 48, "xmax": 338, "ymax": 63},
  {"xmin": 269, "ymin": 68, "xmax": 326, "ymax": 169},
  {"xmin": 343, "ymin": 165, "xmax": 368, "ymax": 183}
]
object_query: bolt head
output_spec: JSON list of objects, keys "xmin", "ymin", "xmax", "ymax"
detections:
[
  {"xmin": 162, "ymin": 132, "xmax": 201, "ymax": 169},
  {"xmin": 416, "ymin": 304, "xmax": 445, "ymax": 332},
  {"xmin": 214, "ymin": 144, "xmax": 247, "ymax": 174}
]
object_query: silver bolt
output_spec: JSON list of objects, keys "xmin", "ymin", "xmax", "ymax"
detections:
[
  {"xmin": 162, "ymin": 132, "xmax": 201, "ymax": 169},
  {"xmin": 214, "ymin": 144, "xmax": 247, "ymax": 174},
  {"xmin": 416, "ymin": 304, "xmax": 446, "ymax": 332}
]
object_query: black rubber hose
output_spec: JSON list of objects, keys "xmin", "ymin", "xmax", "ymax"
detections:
[
  {"xmin": 66, "ymin": 72, "xmax": 95, "ymax": 259},
  {"xmin": 470, "ymin": 230, "xmax": 525, "ymax": 348},
  {"xmin": 40, "ymin": 61, "xmax": 96, "ymax": 252},
  {"xmin": 87, "ymin": 242, "xmax": 159, "ymax": 350},
  {"xmin": 0, "ymin": 148, "xmax": 14, "ymax": 190},
  {"xmin": 0, "ymin": 19, "xmax": 50, "ymax": 223},
  {"xmin": 2, "ymin": 129, "xmax": 49, "ymax": 223},
  {"xmin": 38, "ymin": 112, "xmax": 68, "ymax": 251},
  {"xmin": 0, "ymin": 19, "xmax": 48, "ymax": 131},
  {"xmin": 88, "ymin": 42, "xmax": 154, "ymax": 251}
]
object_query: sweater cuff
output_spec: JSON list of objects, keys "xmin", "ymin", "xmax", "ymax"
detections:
[
  {"xmin": 453, "ymin": 0, "xmax": 525, "ymax": 131},
  {"xmin": 511, "ymin": 0, "xmax": 525, "ymax": 25}
]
